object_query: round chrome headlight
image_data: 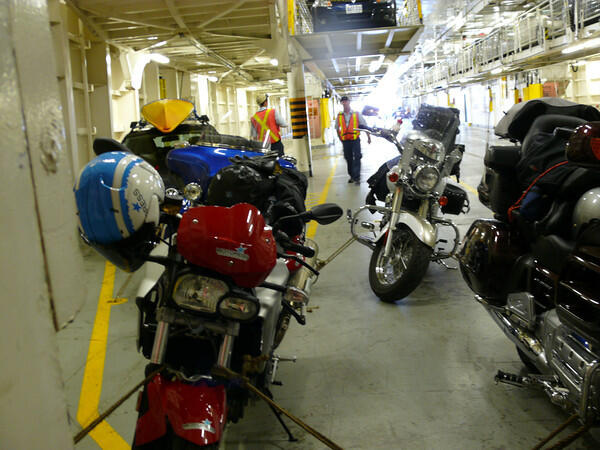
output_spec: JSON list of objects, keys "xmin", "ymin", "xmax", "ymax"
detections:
[
  {"xmin": 413, "ymin": 165, "xmax": 440, "ymax": 193},
  {"xmin": 172, "ymin": 274, "xmax": 228, "ymax": 313},
  {"xmin": 218, "ymin": 296, "xmax": 259, "ymax": 321}
]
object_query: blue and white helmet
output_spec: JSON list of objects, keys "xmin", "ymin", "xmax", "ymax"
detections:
[{"xmin": 74, "ymin": 152, "xmax": 165, "ymax": 244}]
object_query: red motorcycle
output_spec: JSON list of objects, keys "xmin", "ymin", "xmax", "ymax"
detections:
[{"xmin": 132, "ymin": 198, "xmax": 341, "ymax": 448}]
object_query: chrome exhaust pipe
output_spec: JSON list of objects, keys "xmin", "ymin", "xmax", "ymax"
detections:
[
  {"xmin": 287, "ymin": 238, "xmax": 319, "ymax": 296},
  {"xmin": 476, "ymin": 297, "xmax": 548, "ymax": 368}
]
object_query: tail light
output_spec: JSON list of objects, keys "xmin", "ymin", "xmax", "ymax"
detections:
[
  {"xmin": 566, "ymin": 122, "xmax": 600, "ymax": 166},
  {"xmin": 388, "ymin": 172, "xmax": 399, "ymax": 183}
]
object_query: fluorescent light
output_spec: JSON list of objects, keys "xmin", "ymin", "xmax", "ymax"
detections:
[
  {"xmin": 246, "ymin": 86, "xmax": 258, "ymax": 91},
  {"xmin": 153, "ymin": 41, "xmax": 167, "ymax": 48},
  {"xmin": 147, "ymin": 36, "xmax": 158, "ymax": 40},
  {"xmin": 148, "ymin": 53, "xmax": 169, "ymax": 64},
  {"xmin": 207, "ymin": 76, "xmax": 218, "ymax": 82},
  {"xmin": 562, "ymin": 38, "xmax": 600, "ymax": 54},
  {"xmin": 491, "ymin": 68, "xmax": 503, "ymax": 75},
  {"xmin": 208, "ymin": 70, "xmax": 217, "ymax": 73},
  {"xmin": 270, "ymin": 58, "xmax": 278, "ymax": 66},
  {"xmin": 270, "ymin": 79, "xmax": 285, "ymax": 85}
]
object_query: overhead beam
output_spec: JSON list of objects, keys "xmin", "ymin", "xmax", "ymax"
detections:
[
  {"xmin": 164, "ymin": 0, "xmax": 187, "ymax": 29},
  {"xmin": 304, "ymin": 48, "xmax": 409, "ymax": 60},
  {"xmin": 197, "ymin": 1, "xmax": 248, "ymax": 29},
  {"xmin": 64, "ymin": 0, "xmax": 110, "ymax": 41},
  {"xmin": 384, "ymin": 30, "xmax": 395, "ymax": 48}
]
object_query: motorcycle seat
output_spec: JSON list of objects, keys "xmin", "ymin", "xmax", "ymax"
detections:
[
  {"xmin": 521, "ymin": 115, "xmax": 587, "ymax": 156},
  {"xmin": 532, "ymin": 234, "xmax": 575, "ymax": 274}
]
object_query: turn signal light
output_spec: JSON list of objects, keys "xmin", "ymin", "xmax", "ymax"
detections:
[
  {"xmin": 438, "ymin": 196, "xmax": 449, "ymax": 207},
  {"xmin": 388, "ymin": 172, "xmax": 399, "ymax": 183}
]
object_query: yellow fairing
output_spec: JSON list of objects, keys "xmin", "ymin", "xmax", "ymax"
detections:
[{"xmin": 141, "ymin": 99, "xmax": 194, "ymax": 133}]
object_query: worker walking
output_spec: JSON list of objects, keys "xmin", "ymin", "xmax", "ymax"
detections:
[
  {"xmin": 336, "ymin": 96, "xmax": 371, "ymax": 184},
  {"xmin": 251, "ymin": 93, "xmax": 288, "ymax": 156}
]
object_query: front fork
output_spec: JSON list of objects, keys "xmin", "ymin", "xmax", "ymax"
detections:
[
  {"xmin": 150, "ymin": 313, "xmax": 240, "ymax": 369},
  {"xmin": 383, "ymin": 186, "xmax": 403, "ymax": 257}
]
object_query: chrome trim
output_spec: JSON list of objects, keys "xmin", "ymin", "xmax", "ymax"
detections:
[
  {"xmin": 482, "ymin": 305, "xmax": 548, "ymax": 367},
  {"xmin": 150, "ymin": 320, "xmax": 169, "ymax": 364}
]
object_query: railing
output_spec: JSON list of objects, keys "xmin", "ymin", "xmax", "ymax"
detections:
[
  {"xmin": 400, "ymin": 0, "xmax": 600, "ymax": 96},
  {"xmin": 294, "ymin": 0, "xmax": 313, "ymax": 34},
  {"xmin": 397, "ymin": 0, "xmax": 423, "ymax": 26}
]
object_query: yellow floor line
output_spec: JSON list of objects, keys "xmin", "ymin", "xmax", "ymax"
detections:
[
  {"xmin": 306, "ymin": 157, "xmax": 340, "ymax": 239},
  {"xmin": 459, "ymin": 180, "xmax": 478, "ymax": 195},
  {"xmin": 77, "ymin": 261, "xmax": 130, "ymax": 449}
]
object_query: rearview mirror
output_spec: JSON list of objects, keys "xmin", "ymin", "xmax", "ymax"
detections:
[{"xmin": 305, "ymin": 203, "xmax": 343, "ymax": 225}]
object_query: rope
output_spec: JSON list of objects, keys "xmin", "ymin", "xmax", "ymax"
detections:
[
  {"xmin": 531, "ymin": 414, "xmax": 579, "ymax": 450},
  {"xmin": 547, "ymin": 423, "xmax": 591, "ymax": 449},
  {"xmin": 213, "ymin": 366, "xmax": 344, "ymax": 450},
  {"xmin": 73, "ymin": 365, "xmax": 164, "ymax": 444}
]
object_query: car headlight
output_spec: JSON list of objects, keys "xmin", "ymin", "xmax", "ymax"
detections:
[
  {"xmin": 413, "ymin": 165, "xmax": 440, "ymax": 193},
  {"xmin": 218, "ymin": 296, "xmax": 259, "ymax": 321},
  {"xmin": 172, "ymin": 274, "xmax": 228, "ymax": 313}
]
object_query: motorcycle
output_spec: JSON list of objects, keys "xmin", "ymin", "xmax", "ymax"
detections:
[
  {"xmin": 458, "ymin": 98, "xmax": 600, "ymax": 430},
  {"xmin": 120, "ymin": 98, "xmax": 296, "ymax": 196},
  {"xmin": 84, "ymin": 135, "xmax": 343, "ymax": 448},
  {"xmin": 349, "ymin": 104, "xmax": 469, "ymax": 301}
]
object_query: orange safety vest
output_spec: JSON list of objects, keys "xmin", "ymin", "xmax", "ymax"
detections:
[
  {"xmin": 337, "ymin": 112, "xmax": 359, "ymax": 141},
  {"xmin": 251, "ymin": 108, "xmax": 281, "ymax": 144}
]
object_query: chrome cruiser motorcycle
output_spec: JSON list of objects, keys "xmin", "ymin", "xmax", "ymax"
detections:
[
  {"xmin": 459, "ymin": 98, "xmax": 600, "ymax": 434},
  {"xmin": 350, "ymin": 105, "xmax": 469, "ymax": 301}
]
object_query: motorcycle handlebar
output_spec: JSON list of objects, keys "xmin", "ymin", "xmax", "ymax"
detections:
[{"xmin": 274, "ymin": 230, "xmax": 315, "ymax": 258}]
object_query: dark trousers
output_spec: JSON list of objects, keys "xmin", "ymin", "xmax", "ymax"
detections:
[
  {"xmin": 342, "ymin": 139, "xmax": 362, "ymax": 180},
  {"xmin": 271, "ymin": 140, "xmax": 284, "ymax": 157}
]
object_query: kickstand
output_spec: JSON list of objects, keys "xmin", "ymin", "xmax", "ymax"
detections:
[{"xmin": 267, "ymin": 403, "xmax": 298, "ymax": 442}]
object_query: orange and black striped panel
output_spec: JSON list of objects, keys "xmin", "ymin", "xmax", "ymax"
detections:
[{"xmin": 290, "ymin": 97, "xmax": 307, "ymax": 138}]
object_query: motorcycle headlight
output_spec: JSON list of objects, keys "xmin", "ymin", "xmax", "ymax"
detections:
[
  {"xmin": 218, "ymin": 296, "xmax": 259, "ymax": 322},
  {"xmin": 172, "ymin": 274, "xmax": 228, "ymax": 313},
  {"xmin": 413, "ymin": 165, "xmax": 440, "ymax": 193}
]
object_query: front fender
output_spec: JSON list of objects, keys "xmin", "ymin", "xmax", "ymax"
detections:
[
  {"xmin": 134, "ymin": 374, "xmax": 227, "ymax": 447},
  {"xmin": 375, "ymin": 211, "xmax": 436, "ymax": 248}
]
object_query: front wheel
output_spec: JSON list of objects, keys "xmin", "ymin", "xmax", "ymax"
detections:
[{"xmin": 369, "ymin": 226, "xmax": 432, "ymax": 302}]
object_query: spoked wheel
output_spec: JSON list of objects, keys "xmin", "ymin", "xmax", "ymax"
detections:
[{"xmin": 368, "ymin": 225, "xmax": 432, "ymax": 302}]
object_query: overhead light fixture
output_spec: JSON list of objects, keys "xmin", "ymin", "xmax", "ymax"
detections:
[
  {"xmin": 246, "ymin": 86, "xmax": 258, "ymax": 91},
  {"xmin": 207, "ymin": 76, "xmax": 218, "ymax": 82},
  {"xmin": 270, "ymin": 58, "xmax": 278, "ymax": 66},
  {"xmin": 147, "ymin": 36, "xmax": 158, "ymax": 40},
  {"xmin": 562, "ymin": 38, "xmax": 600, "ymax": 54},
  {"xmin": 208, "ymin": 70, "xmax": 217, "ymax": 73},
  {"xmin": 149, "ymin": 53, "xmax": 169, "ymax": 64},
  {"xmin": 491, "ymin": 67, "xmax": 503, "ymax": 75},
  {"xmin": 153, "ymin": 41, "xmax": 167, "ymax": 48},
  {"xmin": 270, "ymin": 79, "xmax": 285, "ymax": 85}
]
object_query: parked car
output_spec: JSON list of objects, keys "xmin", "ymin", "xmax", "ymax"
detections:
[{"xmin": 312, "ymin": 0, "xmax": 397, "ymax": 32}]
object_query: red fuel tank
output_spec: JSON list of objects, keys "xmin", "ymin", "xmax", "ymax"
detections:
[{"xmin": 177, "ymin": 203, "xmax": 277, "ymax": 288}]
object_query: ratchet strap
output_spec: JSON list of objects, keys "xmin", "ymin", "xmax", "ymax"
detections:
[{"xmin": 212, "ymin": 366, "xmax": 344, "ymax": 450}]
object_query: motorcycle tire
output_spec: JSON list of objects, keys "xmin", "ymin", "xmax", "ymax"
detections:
[
  {"xmin": 368, "ymin": 225, "xmax": 432, "ymax": 302},
  {"xmin": 516, "ymin": 346, "xmax": 541, "ymax": 374}
]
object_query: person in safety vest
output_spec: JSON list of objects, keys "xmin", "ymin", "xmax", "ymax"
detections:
[
  {"xmin": 335, "ymin": 96, "xmax": 371, "ymax": 184},
  {"xmin": 250, "ymin": 93, "xmax": 288, "ymax": 156}
]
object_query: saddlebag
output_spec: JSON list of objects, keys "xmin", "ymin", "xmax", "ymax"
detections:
[
  {"xmin": 440, "ymin": 182, "xmax": 468, "ymax": 215},
  {"xmin": 458, "ymin": 219, "xmax": 524, "ymax": 304}
]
